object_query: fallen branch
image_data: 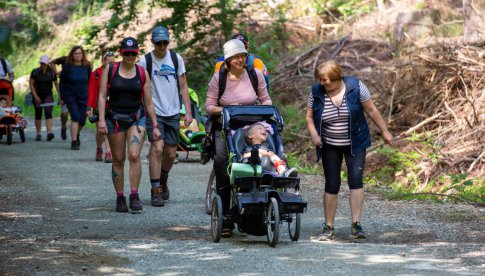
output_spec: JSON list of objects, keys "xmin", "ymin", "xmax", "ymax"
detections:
[
  {"xmin": 404, "ymin": 112, "xmax": 445, "ymax": 136},
  {"xmin": 467, "ymin": 149, "xmax": 485, "ymax": 173}
]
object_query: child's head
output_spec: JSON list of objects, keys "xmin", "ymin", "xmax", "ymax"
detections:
[
  {"xmin": 245, "ymin": 123, "xmax": 268, "ymax": 144},
  {"xmin": 0, "ymin": 98, "xmax": 7, "ymax": 108}
]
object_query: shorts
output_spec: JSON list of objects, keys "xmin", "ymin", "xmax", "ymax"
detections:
[
  {"xmin": 106, "ymin": 115, "xmax": 146, "ymax": 134},
  {"xmin": 146, "ymin": 114, "xmax": 179, "ymax": 145}
]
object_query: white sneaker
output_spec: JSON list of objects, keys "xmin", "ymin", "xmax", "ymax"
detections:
[{"xmin": 283, "ymin": 168, "xmax": 298, "ymax": 177}]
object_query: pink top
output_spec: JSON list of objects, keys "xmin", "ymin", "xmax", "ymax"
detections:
[{"xmin": 205, "ymin": 69, "xmax": 271, "ymax": 114}]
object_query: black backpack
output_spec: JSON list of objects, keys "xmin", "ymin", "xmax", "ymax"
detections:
[
  {"xmin": 218, "ymin": 66, "xmax": 258, "ymax": 104},
  {"xmin": 0, "ymin": 58, "xmax": 7, "ymax": 78}
]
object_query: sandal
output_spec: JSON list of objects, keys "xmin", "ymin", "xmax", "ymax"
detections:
[{"xmin": 221, "ymin": 228, "xmax": 233, "ymax": 238}]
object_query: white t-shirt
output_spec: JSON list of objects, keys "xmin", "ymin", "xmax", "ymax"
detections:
[
  {"xmin": 0, "ymin": 58, "xmax": 13, "ymax": 80},
  {"xmin": 139, "ymin": 51, "xmax": 186, "ymax": 117}
]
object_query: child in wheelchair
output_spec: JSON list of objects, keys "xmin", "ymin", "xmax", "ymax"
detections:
[{"xmin": 242, "ymin": 122, "xmax": 298, "ymax": 178}]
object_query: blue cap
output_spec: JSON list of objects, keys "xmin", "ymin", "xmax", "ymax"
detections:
[{"xmin": 152, "ymin": 26, "xmax": 170, "ymax": 42}]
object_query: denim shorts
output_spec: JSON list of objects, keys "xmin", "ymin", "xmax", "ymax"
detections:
[
  {"xmin": 106, "ymin": 115, "xmax": 146, "ymax": 134},
  {"xmin": 146, "ymin": 114, "xmax": 179, "ymax": 145}
]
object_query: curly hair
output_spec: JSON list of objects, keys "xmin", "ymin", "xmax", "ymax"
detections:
[{"xmin": 66, "ymin": 45, "xmax": 90, "ymax": 66}]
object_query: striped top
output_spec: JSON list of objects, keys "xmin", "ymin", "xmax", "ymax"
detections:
[{"xmin": 307, "ymin": 81, "xmax": 371, "ymax": 146}]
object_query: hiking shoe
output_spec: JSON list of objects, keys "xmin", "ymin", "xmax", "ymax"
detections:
[
  {"xmin": 351, "ymin": 222, "xmax": 366, "ymax": 239},
  {"xmin": 318, "ymin": 224, "xmax": 335, "ymax": 241},
  {"xmin": 61, "ymin": 127, "xmax": 67, "ymax": 140},
  {"xmin": 283, "ymin": 167, "xmax": 298, "ymax": 177},
  {"xmin": 129, "ymin": 194, "xmax": 143, "ymax": 211},
  {"xmin": 35, "ymin": 134, "xmax": 41, "ymax": 141},
  {"xmin": 160, "ymin": 174, "xmax": 170, "ymax": 200},
  {"xmin": 96, "ymin": 148, "xmax": 103, "ymax": 161},
  {"xmin": 151, "ymin": 187, "xmax": 165, "ymax": 207},
  {"xmin": 47, "ymin": 133, "xmax": 54, "ymax": 141},
  {"xmin": 104, "ymin": 152, "xmax": 112, "ymax": 163},
  {"xmin": 115, "ymin": 196, "xmax": 128, "ymax": 212},
  {"xmin": 71, "ymin": 140, "xmax": 80, "ymax": 150}
]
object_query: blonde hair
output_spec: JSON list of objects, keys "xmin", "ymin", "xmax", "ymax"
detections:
[
  {"xmin": 314, "ymin": 60, "xmax": 343, "ymax": 81},
  {"xmin": 244, "ymin": 123, "xmax": 266, "ymax": 141}
]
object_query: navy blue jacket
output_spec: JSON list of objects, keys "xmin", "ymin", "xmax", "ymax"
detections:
[{"xmin": 311, "ymin": 76, "xmax": 371, "ymax": 159}]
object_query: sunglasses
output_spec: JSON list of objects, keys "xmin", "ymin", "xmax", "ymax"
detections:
[
  {"xmin": 103, "ymin": 51, "xmax": 114, "ymax": 58},
  {"xmin": 155, "ymin": 40, "xmax": 169, "ymax": 46},
  {"xmin": 122, "ymin": 51, "xmax": 137, "ymax": 57}
]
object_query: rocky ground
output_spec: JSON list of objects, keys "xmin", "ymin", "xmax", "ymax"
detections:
[{"xmin": 0, "ymin": 120, "xmax": 484, "ymax": 275}]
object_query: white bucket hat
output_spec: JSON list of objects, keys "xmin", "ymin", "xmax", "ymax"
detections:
[{"xmin": 223, "ymin": 39, "xmax": 247, "ymax": 60}]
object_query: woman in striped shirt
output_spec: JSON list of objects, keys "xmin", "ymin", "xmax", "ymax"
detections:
[{"xmin": 306, "ymin": 60, "xmax": 392, "ymax": 241}]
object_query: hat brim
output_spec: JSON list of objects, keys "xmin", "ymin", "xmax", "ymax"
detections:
[{"xmin": 120, "ymin": 49, "xmax": 139, "ymax": 54}]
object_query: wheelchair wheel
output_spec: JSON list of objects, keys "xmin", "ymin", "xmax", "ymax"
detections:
[
  {"xmin": 205, "ymin": 168, "xmax": 216, "ymax": 215},
  {"xmin": 211, "ymin": 195, "xmax": 223, "ymax": 243},
  {"xmin": 19, "ymin": 129, "xmax": 25, "ymax": 143},
  {"xmin": 6, "ymin": 126, "xmax": 12, "ymax": 145},
  {"xmin": 288, "ymin": 213, "xmax": 301, "ymax": 241},
  {"xmin": 266, "ymin": 197, "xmax": 280, "ymax": 247}
]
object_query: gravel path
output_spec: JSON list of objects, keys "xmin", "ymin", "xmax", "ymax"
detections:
[{"xmin": 0, "ymin": 119, "xmax": 484, "ymax": 275}]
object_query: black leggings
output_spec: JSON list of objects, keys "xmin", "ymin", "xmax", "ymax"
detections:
[
  {"xmin": 321, "ymin": 143, "xmax": 366, "ymax": 194},
  {"xmin": 35, "ymin": 94, "xmax": 53, "ymax": 120},
  {"xmin": 213, "ymin": 125, "xmax": 231, "ymax": 217}
]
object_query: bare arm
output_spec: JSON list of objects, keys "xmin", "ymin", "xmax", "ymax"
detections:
[
  {"xmin": 97, "ymin": 64, "xmax": 110, "ymax": 134},
  {"xmin": 361, "ymin": 99, "xmax": 393, "ymax": 144},
  {"xmin": 306, "ymin": 107, "xmax": 322, "ymax": 146},
  {"xmin": 142, "ymin": 68, "xmax": 160, "ymax": 140},
  {"xmin": 178, "ymin": 73, "xmax": 193, "ymax": 126},
  {"xmin": 29, "ymin": 78, "xmax": 41, "ymax": 105}
]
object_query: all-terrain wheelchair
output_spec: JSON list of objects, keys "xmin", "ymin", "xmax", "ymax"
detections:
[
  {"xmin": 0, "ymin": 80, "xmax": 26, "ymax": 145},
  {"xmin": 177, "ymin": 88, "xmax": 206, "ymax": 160},
  {"xmin": 210, "ymin": 105, "xmax": 307, "ymax": 247}
]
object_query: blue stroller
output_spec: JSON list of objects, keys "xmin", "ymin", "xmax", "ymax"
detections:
[{"xmin": 210, "ymin": 105, "xmax": 307, "ymax": 246}]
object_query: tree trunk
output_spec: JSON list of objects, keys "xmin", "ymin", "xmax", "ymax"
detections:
[{"xmin": 463, "ymin": 0, "xmax": 485, "ymax": 45}]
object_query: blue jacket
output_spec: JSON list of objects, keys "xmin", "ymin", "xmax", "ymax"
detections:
[{"xmin": 311, "ymin": 76, "xmax": 371, "ymax": 159}]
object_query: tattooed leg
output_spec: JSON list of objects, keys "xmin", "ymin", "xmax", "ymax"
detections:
[
  {"xmin": 107, "ymin": 132, "xmax": 127, "ymax": 193},
  {"xmin": 127, "ymin": 126, "xmax": 145, "ymax": 190}
]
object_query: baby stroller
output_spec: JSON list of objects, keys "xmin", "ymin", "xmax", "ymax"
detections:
[
  {"xmin": 210, "ymin": 105, "xmax": 307, "ymax": 247},
  {"xmin": 0, "ymin": 80, "xmax": 26, "ymax": 145},
  {"xmin": 177, "ymin": 88, "xmax": 206, "ymax": 160}
]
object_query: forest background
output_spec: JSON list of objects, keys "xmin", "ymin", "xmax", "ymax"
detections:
[{"xmin": 0, "ymin": 0, "xmax": 483, "ymax": 204}]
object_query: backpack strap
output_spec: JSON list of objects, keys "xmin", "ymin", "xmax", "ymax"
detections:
[
  {"xmin": 169, "ymin": 50, "xmax": 180, "ymax": 94},
  {"xmin": 0, "ymin": 58, "xmax": 7, "ymax": 77},
  {"xmin": 145, "ymin": 53, "xmax": 152, "ymax": 79},
  {"xmin": 136, "ymin": 64, "xmax": 146, "ymax": 99},
  {"xmin": 247, "ymin": 54, "xmax": 255, "ymax": 70},
  {"xmin": 246, "ymin": 67, "xmax": 259, "ymax": 94}
]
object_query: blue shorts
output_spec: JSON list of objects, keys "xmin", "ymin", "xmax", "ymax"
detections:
[
  {"xmin": 106, "ymin": 115, "xmax": 146, "ymax": 134},
  {"xmin": 146, "ymin": 114, "xmax": 179, "ymax": 145}
]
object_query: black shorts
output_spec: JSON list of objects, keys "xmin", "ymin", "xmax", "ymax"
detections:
[{"xmin": 146, "ymin": 114, "xmax": 180, "ymax": 145}]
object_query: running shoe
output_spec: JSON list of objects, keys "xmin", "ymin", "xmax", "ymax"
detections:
[
  {"xmin": 115, "ymin": 196, "xmax": 128, "ymax": 212},
  {"xmin": 351, "ymin": 222, "xmax": 367, "ymax": 239},
  {"xmin": 318, "ymin": 224, "xmax": 335, "ymax": 241},
  {"xmin": 129, "ymin": 194, "xmax": 143, "ymax": 211},
  {"xmin": 71, "ymin": 140, "xmax": 80, "ymax": 150},
  {"xmin": 35, "ymin": 134, "xmax": 41, "ymax": 141},
  {"xmin": 96, "ymin": 148, "xmax": 103, "ymax": 161},
  {"xmin": 283, "ymin": 167, "xmax": 298, "ymax": 177},
  {"xmin": 47, "ymin": 133, "xmax": 54, "ymax": 141}
]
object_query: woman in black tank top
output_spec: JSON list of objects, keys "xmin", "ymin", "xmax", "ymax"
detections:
[{"xmin": 97, "ymin": 37, "xmax": 161, "ymax": 213}]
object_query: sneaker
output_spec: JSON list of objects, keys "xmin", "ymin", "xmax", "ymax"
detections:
[
  {"xmin": 129, "ymin": 194, "xmax": 143, "ymax": 211},
  {"xmin": 160, "ymin": 174, "xmax": 170, "ymax": 200},
  {"xmin": 71, "ymin": 140, "xmax": 80, "ymax": 150},
  {"xmin": 283, "ymin": 167, "xmax": 298, "ymax": 177},
  {"xmin": 351, "ymin": 222, "xmax": 366, "ymax": 239},
  {"xmin": 35, "ymin": 134, "xmax": 41, "ymax": 141},
  {"xmin": 96, "ymin": 148, "xmax": 103, "ymax": 161},
  {"xmin": 115, "ymin": 196, "xmax": 128, "ymax": 212},
  {"xmin": 61, "ymin": 127, "xmax": 67, "ymax": 140},
  {"xmin": 104, "ymin": 152, "xmax": 112, "ymax": 163},
  {"xmin": 151, "ymin": 187, "xmax": 165, "ymax": 207},
  {"xmin": 318, "ymin": 224, "xmax": 335, "ymax": 241},
  {"xmin": 47, "ymin": 133, "xmax": 54, "ymax": 141}
]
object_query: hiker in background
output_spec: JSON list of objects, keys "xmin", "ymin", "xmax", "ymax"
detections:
[
  {"xmin": 0, "ymin": 55, "xmax": 14, "ymax": 82},
  {"xmin": 205, "ymin": 39, "xmax": 271, "ymax": 238},
  {"xmin": 59, "ymin": 46, "xmax": 91, "ymax": 150},
  {"xmin": 98, "ymin": 37, "xmax": 159, "ymax": 213},
  {"xmin": 138, "ymin": 26, "xmax": 192, "ymax": 207},
  {"xmin": 306, "ymin": 60, "xmax": 393, "ymax": 241},
  {"xmin": 214, "ymin": 33, "xmax": 270, "ymax": 92},
  {"xmin": 29, "ymin": 55, "xmax": 60, "ymax": 141},
  {"xmin": 87, "ymin": 51, "xmax": 115, "ymax": 163},
  {"xmin": 50, "ymin": 56, "xmax": 70, "ymax": 140}
]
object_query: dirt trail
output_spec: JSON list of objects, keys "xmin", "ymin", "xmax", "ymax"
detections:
[{"xmin": 0, "ymin": 119, "xmax": 484, "ymax": 275}]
